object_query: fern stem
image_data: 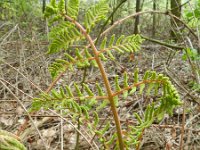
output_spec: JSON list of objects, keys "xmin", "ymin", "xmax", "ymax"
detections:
[{"xmin": 63, "ymin": 14, "xmax": 125, "ymax": 150}]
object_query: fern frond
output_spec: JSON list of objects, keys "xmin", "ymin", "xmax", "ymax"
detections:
[
  {"xmin": 112, "ymin": 69, "xmax": 182, "ymax": 120},
  {"xmin": 67, "ymin": 0, "xmax": 80, "ymax": 19},
  {"xmin": 98, "ymin": 34, "xmax": 143, "ymax": 61},
  {"xmin": 49, "ymin": 50, "xmax": 97, "ymax": 78},
  {"xmin": 44, "ymin": 0, "xmax": 58, "ymax": 17},
  {"xmin": 84, "ymin": 0, "xmax": 109, "ymax": 32},
  {"xmin": 58, "ymin": 0, "xmax": 65, "ymax": 14},
  {"xmin": 48, "ymin": 22, "xmax": 82, "ymax": 53},
  {"xmin": 48, "ymin": 58, "xmax": 70, "ymax": 78},
  {"xmin": 30, "ymin": 82, "xmax": 106, "ymax": 112}
]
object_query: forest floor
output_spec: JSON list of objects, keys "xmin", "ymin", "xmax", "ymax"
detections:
[{"xmin": 0, "ymin": 21, "xmax": 200, "ymax": 150}]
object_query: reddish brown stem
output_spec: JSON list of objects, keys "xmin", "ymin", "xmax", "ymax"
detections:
[{"xmin": 63, "ymin": 14, "xmax": 125, "ymax": 150}]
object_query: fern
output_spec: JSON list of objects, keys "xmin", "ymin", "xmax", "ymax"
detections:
[{"xmin": 30, "ymin": 0, "xmax": 182, "ymax": 149}]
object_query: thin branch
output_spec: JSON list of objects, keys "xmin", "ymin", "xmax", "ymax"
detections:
[
  {"xmin": 141, "ymin": 35, "xmax": 185, "ymax": 50},
  {"xmin": 0, "ymin": 80, "xmax": 48, "ymax": 150},
  {"xmin": 100, "ymin": 10, "xmax": 198, "ymax": 40},
  {"xmin": 179, "ymin": 102, "xmax": 186, "ymax": 150},
  {"xmin": 0, "ymin": 60, "xmax": 43, "ymax": 92},
  {"xmin": 48, "ymin": 109, "xmax": 97, "ymax": 150}
]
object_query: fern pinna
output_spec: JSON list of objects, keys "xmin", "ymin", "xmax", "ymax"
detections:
[{"xmin": 31, "ymin": 0, "xmax": 182, "ymax": 149}]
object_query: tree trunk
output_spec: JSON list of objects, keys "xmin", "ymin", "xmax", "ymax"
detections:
[
  {"xmin": 152, "ymin": 0, "xmax": 156, "ymax": 37},
  {"xmin": 134, "ymin": 0, "xmax": 141, "ymax": 34},
  {"xmin": 170, "ymin": 0, "xmax": 182, "ymax": 40},
  {"xmin": 42, "ymin": 0, "xmax": 46, "ymax": 13}
]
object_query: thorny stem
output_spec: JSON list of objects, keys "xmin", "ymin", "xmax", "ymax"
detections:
[{"xmin": 64, "ymin": 15, "xmax": 125, "ymax": 150}]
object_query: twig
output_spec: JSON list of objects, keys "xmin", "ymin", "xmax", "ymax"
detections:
[
  {"xmin": 60, "ymin": 110, "xmax": 64, "ymax": 150},
  {"xmin": 179, "ymin": 102, "xmax": 186, "ymax": 150},
  {"xmin": 0, "ymin": 78, "xmax": 33, "ymax": 99},
  {"xmin": 0, "ymin": 60, "xmax": 43, "ymax": 92},
  {"xmin": 0, "ymin": 24, "xmax": 18, "ymax": 47},
  {"xmin": 0, "ymin": 79, "xmax": 48, "ymax": 150},
  {"xmin": 48, "ymin": 109, "xmax": 98, "ymax": 150},
  {"xmin": 100, "ymin": 10, "xmax": 198, "ymax": 40},
  {"xmin": 141, "ymin": 35, "xmax": 184, "ymax": 50},
  {"xmin": 164, "ymin": 65, "xmax": 200, "ymax": 104}
]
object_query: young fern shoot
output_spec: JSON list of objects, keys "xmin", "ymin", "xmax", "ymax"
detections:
[{"xmin": 31, "ymin": 0, "xmax": 182, "ymax": 149}]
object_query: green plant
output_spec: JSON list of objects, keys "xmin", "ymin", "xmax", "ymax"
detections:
[
  {"xmin": 0, "ymin": 0, "xmax": 42, "ymax": 25},
  {"xmin": 0, "ymin": 130, "xmax": 27, "ymax": 150},
  {"xmin": 184, "ymin": 0, "xmax": 200, "ymax": 27},
  {"xmin": 30, "ymin": 0, "xmax": 182, "ymax": 149},
  {"xmin": 182, "ymin": 48, "xmax": 200, "ymax": 92}
]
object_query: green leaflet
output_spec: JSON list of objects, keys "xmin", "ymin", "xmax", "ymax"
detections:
[
  {"xmin": 58, "ymin": 0, "xmax": 65, "ymax": 13},
  {"xmin": 115, "ymin": 75, "xmax": 121, "ymax": 91},
  {"xmin": 139, "ymin": 83, "xmax": 145, "ymax": 94},
  {"xmin": 123, "ymin": 72, "xmax": 129, "ymax": 87},
  {"xmin": 106, "ymin": 50, "xmax": 115, "ymax": 60},
  {"xmin": 51, "ymin": 89, "xmax": 62, "ymax": 99},
  {"xmin": 123, "ymin": 90, "xmax": 128, "ymax": 99},
  {"xmin": 129, "ymin": 86, "xmax": 137, "ymax": 95},
  {"xmin": 50, "ymin": 0, "xmax": 57, "ymax": 8},
  {"xmin": 134, "ymin": 113, "xmax": 143, "ymax": 124},
  {"xmin": 83, "ymin": 84, "xmax": 94, "ymax": 96},
  {"xmin": 74, "ymin": 83, "xmax": 83, "ymax": 97},
  {"xmin": 146, "ymin": 71, "xmax": 156, "ymax": 95},
  {"xmin": 84, "ymin": 0, "xmax": 109, "ymax": 32},
  {"xmin": 105, "ymin": 133, "xmax": 117, "ymax": 146},
  {"xmin": 96, "ymin": 83, "xmax": 105, "ymax": 96},
  {"xmin": 65, "ymin": 85, "xmax": 74, "ymax": 97},
  {"xmin": 100, "ymin": 37, "xmax": 107, "ymax": 49},
  {"xmin": 134, "ymin": 68, "xmax": 139, "ymax": 83},
  {"xmin": 93, "ymin": 111, "xmax": 99, "ymax": 127},
  {"xmin": 67, "ymin": 0, "xmax": 80, "ymax": 19},
  {"xmin": 108, "ymin": 34, "xmax": 115, "ymax": 47},
  {"xmin": 123, "ymin": 72, "xmax": 129, "ymax": 99},
  {"xmin": 80, "ymin": 106, "xmax": 89, "ymax": 119},
  {"xmin": 114, "ymin": 96, "xmax": 119, "ymax": 106},
  {"xmin": 96, "ymin": 100, "xmax": 109, "ymax": 110},
  {"xmin": 116, "ymin": 35, "xmax": 124, "ymax": 45},
  {"xmin": 0, "ymin": 130, "xmax": 27, "ymax": 150},
  {"xmin": 139, "ymin": 71, "xmax": 149, "ymax": 94},
  {"xmin": 100, "ymin": 121, "xmax": 110, "ymax": 134},
  {"xmin": 85, "ymin": 49, "xmax": 98, "ymax": 67}
]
